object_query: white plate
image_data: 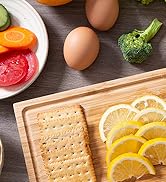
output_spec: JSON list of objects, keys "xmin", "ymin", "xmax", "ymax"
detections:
[{"xmin": 0, "ymin": 0, "xmax": 48, "ymax": 99}]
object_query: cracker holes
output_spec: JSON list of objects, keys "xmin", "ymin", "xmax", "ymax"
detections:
[{"xmin": 86, "ymin": 170, "xmax": 89, "ymax": 174}]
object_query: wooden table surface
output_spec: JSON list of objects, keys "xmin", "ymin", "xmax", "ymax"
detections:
[{"xmin": 0, "ymin": 0, "xmax": 165, "ymax": 181}]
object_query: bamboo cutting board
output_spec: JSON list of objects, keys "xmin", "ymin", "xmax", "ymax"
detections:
[{"xmin": 14, "ymin": 68, "xmax": 166, "ymax": 182}]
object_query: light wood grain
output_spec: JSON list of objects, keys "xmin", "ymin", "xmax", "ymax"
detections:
[
  {"xmin": 14, "ymin": 68, "xmax": 166, "ymax": 182},
  {"xmin": 0, "ymin": 0, "xmax": 166, "ymax": 181}
]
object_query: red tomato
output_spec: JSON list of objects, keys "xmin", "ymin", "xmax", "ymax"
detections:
[
  {"xmin": 19, "ymin": 49, "xmax": 38, "ymax": 83},
  {"xmin": 0, "ymin": 51, "xmax": 28, "ymax": 86},
  {"xmin": 0, "ymin": 49, "xmax": 38, "ymax": 87}
]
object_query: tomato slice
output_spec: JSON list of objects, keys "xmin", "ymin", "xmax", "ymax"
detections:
[
  {"xmin": 0, "ymin": 51, "xmax": 28, "ymax": 86},
  {"xmin": 19, "ymin": 49, "xmax": 38, "ymax": 83},
  {"xmin": 0, "ymin": 49, "xmax": 38, "ymax": 87}
]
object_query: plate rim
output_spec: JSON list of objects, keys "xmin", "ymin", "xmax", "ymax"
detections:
[{"xmin": 0, "ymin": 0, "xmax": 49, "ymax": 100}]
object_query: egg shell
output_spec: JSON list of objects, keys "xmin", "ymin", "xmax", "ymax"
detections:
[
  {"xmin": 86, "ymin": 0, "xmax": 119, "ymax": 31},
  {"xmin": 63, "ymin": 27, "xmax": 100, "ymax": 70}
]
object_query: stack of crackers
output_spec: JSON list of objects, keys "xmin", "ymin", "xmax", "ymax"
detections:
[{"xmin": 38, "ymin": 105, "xmax": 96, "ymax": 182}]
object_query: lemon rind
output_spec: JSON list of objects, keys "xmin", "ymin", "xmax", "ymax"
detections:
[
  {"xmin": 106, "ymin": 121, "xmax": 143, "ymax": 149},
  {"xmin": 135, "ymin": 122, "xmax": 166, "ymax": 137},
  {"xmin": 133, "ymin": 108, "xmax": 166, "ymax": 123},
  {"xmin": 106, "ymin": 135, "xmax": 146, "ymax": 165},
  {"xmin": 131, "ymin": 95, "xmax": 166, "ymax": 110},
  {"xmin": 99, "ymin": 104, "xmax": 139, "ymax": 142},
  {"xmin": 139, "ymin": 138, "xmax": 166, "ymax": 155},
  {"xmin": 107, "ymin": 153, "xmax": 156, "ymax": 182}
]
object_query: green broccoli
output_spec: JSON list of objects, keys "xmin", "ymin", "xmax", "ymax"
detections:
[
  {"xmin": 118, "ymin": 19, "xmax": 162, "ymax": 64},
  {"xmin": 137, "ymin": 0, "xmax": 154, "ymax": 5},
  {"xmin": 137, "ymin": 0, "xmax": 166, "ymax": 5}
]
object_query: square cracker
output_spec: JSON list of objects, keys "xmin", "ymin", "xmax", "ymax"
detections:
[
  {"xmin": 47, "ymin": 156, "xmax": 96, "ymax": 182},
  {"xmin": 38, "ymin": 105, "xmax": 96, "ymax": 182},
  {"xmin": 40, "ymin": 126, "xmax": 89, "ymax": 145},
  {"xmin": 38, "ymin": 105, "xmax": 89, "ymax": 137},
  {"xmin": 42, "ymin": 144, "xmax": 91, "ymax": 164},
  {"xmin": 41, "ymin": 127, "xmax": 92, "ymax": 159}
]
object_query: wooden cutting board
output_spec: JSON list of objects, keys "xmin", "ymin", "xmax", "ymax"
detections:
[{"xmin": 14, "ymin": 68, "xmax": 166, "ymax": 182}]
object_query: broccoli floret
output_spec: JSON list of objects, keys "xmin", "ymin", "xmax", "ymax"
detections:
[
  {"xmin": 137, "ymin": 0, "xmax": 166, "ymax": 5},
  {"xmin": 118, "ymin": 19, "xmax": 162, "ymax": 64},
  {"xmin": 137, "ymin": 0, "xmax": 154, "ymax": 5}
]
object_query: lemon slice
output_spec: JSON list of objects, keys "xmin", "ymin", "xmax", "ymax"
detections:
[
  {"xmin": 106, "ymin": 135, "xmax": 146, "ymax": 165},
  {"xmin": 99, "ymin": 104, "xmax": 139, "ymax": 142},
  {"xmin": 106, "ymin": 121, "xmax": 143, "ymax": 149},
  {"xmin": 139, "ymin": 138, "xmax": 166, "ymax": 165},
  {"xmin": 131, "ymin": 95, "xmax": 166, "ymax": 111},
  {"xmin": 134, "ymin": 108, "xmax": 166, "ymax": 124},
  {"xmin": 107, "ymin": 153, "xmax": 155, "ymax": 182},
  {"xmin": 136, "ymin": 122, "xmax": 166, "ymax": 140}
]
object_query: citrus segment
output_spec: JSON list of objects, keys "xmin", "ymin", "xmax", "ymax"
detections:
[
  {"xmin": 139, "ymin": 138, "xmax": 166, "ymax": 165},
  {"xmin": 134, "ymin": 108, "xmax": 166, "ymax": 124},
  {"xmin": 132, "ymin": 95, "xmax": 166, "ymax": 111},
  {"xmin": 106, "ymin": 135, "xmax": 146, "ymax": 165},
  {"xmin": 136, "ymin": 122, "xmax": 166, "ymax": 140},
  {"xmin": 99, "ymin": 104, "xmax": 139, "ymax": 142},
  {"xmin": 107, "ymin": 153, "xmax": 155, "ymax": 182},
  {"xmin": 106, "ymin": 121, "xmax": 143, "ymax": 148}
]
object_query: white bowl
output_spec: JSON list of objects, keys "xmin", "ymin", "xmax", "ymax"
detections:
[
  {"xmin": 0, "ymin": 139, "xmax": 4, "ymax": 175},
  {"xmin": 0, "ymin": 0, "xmax": 49, "ymax": 99}
]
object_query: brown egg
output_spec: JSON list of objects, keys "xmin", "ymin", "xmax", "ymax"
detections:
[
  {"xmin": 86, "ymin": 0, "xmax": 119, "ymax": 31},
  {"xmin": 63, "ymin": 27, "xmax": 100, "ymax": 70}
]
